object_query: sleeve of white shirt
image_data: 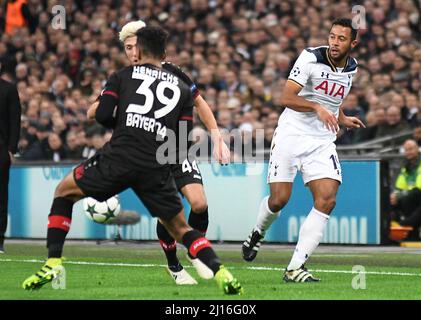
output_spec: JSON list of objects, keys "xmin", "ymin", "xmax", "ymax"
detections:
[{"xmin": 287, "ymin": 49, "xmax": 316, "ymax": 87}]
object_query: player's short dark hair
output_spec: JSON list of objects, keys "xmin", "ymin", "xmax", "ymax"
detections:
[
  {"xmin": 331, "ymin": 18, "xmax": 358, "ymax": 41},
  {"xmin": 136, "ymin": 26, "xmax": 168, "ymax": 59}
]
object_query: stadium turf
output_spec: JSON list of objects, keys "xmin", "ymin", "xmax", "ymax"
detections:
[{"xmin": 1, "ymin": 242, "xmax": 421, "ymax": 300}]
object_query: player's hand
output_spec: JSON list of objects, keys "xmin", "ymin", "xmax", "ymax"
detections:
[
  {"xmin": 212, "ymin": 137, "xmax": 230, "ymax": 165},
  {"xmin": 340, "ymin": 116, "xmax": 366, "ymax": 130},
  {"xmin": 315, "ymin": 104, "xmax": 339, "ymax": 133},
  {"xmin": 87, "ymin": 101, "xmax": 99, "ymax": 120}
]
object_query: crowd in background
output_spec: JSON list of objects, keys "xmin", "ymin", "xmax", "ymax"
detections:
[{"xmin": 1, "ymin": 0, "xmax": 421, "ymax": 162}]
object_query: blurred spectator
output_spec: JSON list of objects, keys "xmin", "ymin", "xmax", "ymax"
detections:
[
  {"xmin": 217, "ymin": 110, "xmax": 234, "ymax": 131},
  {"xmin": 408, "ymin": 96, "xmax": 421, "ymax": 127},
  {"xmin": 390, "ymin": 140, "xmax": 421, "ymax": 240},
  {"xmin": 392, "ymin": 94, "xmax": 410, "ymax": 122},
  {"xmin": 18, "ymin": 116, "xmax": 36, "ymax": 152},
  {"xmin": 264, "ymin": 127, "xmax": 275, "ymax": 149},
  {"xmin": 21, "ymin": 124, "xmax": 50, "ymax": 160},
  {"xmin": 64, "ymin": 131, "xmax": 84, "ymax": 160},
  {"xmin": 404, "ymin": 94, "xmax": 419, "ymax": 125},
  {"xmin": 78, "ymin": 69, "xmax": 96, "ymax": 96},
  {"xmin": 91, "ymin": 133, "xmax": 106, "ymax": 153},
  {"xmin": 343, "ymin": 94, "xmax": 366, "ymax": 120},
  {"xmin": 337, "ymin": 93, "xmax": 366, "ymax": 144},
  {"xmin": 190, "ymin": 126, "xmax": 211, "ymax": 157},
  {"xmin": 352, "ymin": 111, "xmax": 378, "ymax": 143},
  {"xmin": 265, "ymin": 111, "xmax": 280, "ymax": 130},
  {"xmin": 0, "ymin": 0, "xmax": 418, "ymax": 161},
  {"xmin": 51, "ymin": 111, "xmax": 67, "ymax": 141},
  {"xmin": 414, "ymin": 126, "xmax": 421, "ymax": 146},
  {"xmin": 374, "ymin": 108, "xmax": 387, "ymax": 126},
  {"xmin": 81, "ymin": 124, "xmax": 106, "ymax": 159},
  {"xmin": 15, "ymin": 63, "xmax": 28, "ymax": 82},
  {"xmin": 4, "ymin": 0, "xmax": 32, "ymax": 34},
  {"xmin": 45, "ymin": 132, "xmax": 66, "ymax": 162},
  {"xmin": 375, "ymin": 106, "xmax": 411, "ymax": 139}
]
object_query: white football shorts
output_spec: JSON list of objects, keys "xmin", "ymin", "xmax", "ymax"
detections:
[{"xmin": 267, "ymin": 127, "xmax": 342, "ymax": 185}]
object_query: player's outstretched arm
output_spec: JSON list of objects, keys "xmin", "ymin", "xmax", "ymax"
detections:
[
  {"xmin": 281, "ymin": 80, "xmax": 339, "ymax": 133},
  {"xmin": 161, "ymin": 62, "xmax": 230, "ymax": 164},
  {"xmin": 195, "ymin": 95, "xmax": 230, "ymax": 164},
  {"xmin": 338, "ymin": 108, "xmax": 366, "ymax": 129}
]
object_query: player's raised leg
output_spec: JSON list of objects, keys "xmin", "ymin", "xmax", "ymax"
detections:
[
  {"xmin": 22, "ymin": 172, "xmax": 84, "ymax": 290},
  {"xmin": 23, "ymin": 153, "xmax": 128, "ymax": 290},
  {"xmin": 284, "ymin": 178, "xmax": 339, "ymax": 282},
  {"xmin": 242, "ymin": 182, "xmax": 292, "ymax": 261},
  {"xmin": 161, "ymin": 211, "xmax": 243, "ymax": 295}
]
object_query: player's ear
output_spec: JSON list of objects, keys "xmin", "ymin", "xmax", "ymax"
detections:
[{"xmin": 350, "ymin": 39, "xmax": 358, "ymax": 50}]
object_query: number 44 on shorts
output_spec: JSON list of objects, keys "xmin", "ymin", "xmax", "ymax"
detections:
[{"xmin": 182, "ymin": 159, "xmax": 200, "ymax": 174}]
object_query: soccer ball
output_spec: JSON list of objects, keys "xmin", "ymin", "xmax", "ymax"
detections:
[{"xmin": 83, "ymin": 196, "xmax": 121, "ymax": 224}]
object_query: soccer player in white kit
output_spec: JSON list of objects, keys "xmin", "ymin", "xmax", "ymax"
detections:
[{"xmin": 242, "ymin": 18, "xmax": 365, "ymax": 282}]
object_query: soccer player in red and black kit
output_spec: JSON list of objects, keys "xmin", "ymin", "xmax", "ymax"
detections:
[
  {"xmin": 88, "ymin": 20, "xmax": 230, "ymax": 285},
  {"xmin": 22, "ymin": 26, "xmax": 243, "ymax": 295}
]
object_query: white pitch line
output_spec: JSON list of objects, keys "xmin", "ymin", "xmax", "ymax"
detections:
[
  {"xmin": 245, "ymin": 266, "xmax": 421, "ymax": 277},
  {"xmin": 0, "ymin": 258, "xmax": 167, "ymax": 268},
  {"xmin": 311, "ymin": 254, "xmax": 371, "ymax": 257},
  {"xmin": 2, "ymin": 258, "xmax": 421, "ymax": 277}
]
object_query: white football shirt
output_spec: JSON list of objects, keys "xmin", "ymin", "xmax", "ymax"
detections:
[{"xmin": 279, "ymin": 46, "xmax": 358, "ymax": 141}]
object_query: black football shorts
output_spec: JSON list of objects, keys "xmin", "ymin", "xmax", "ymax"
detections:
[
  {"xmin": 171, "ymin": 158, "xmax": 203, "ymax": 190},
  {"xmin": 73, "ymin": 152, "xmax": 183, "ymax": 221}
]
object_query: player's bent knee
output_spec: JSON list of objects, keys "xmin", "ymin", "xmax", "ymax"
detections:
[
  {"xmin": 54, "ymin": 180, "xmax": 69, "ymax": 198},
  {"xmin": 190, "ymin": 199, "xmax": 208, "ymax": 214},
  {"xmin": 314, "ymin": 198, "xmax": 336, "ymax": 214},
  {"xmin": 166, "ymin": 223, "xmax": 190, "ymax": 242},
  {"xmin": 268, "ymin": 196, "xmax": 288, "ymax": 212},
  {"xmin": 162, "ymin": 210, "xmax": 191, "ymax": 242},
  {"xmin": 54, "ymin": 174, "xmax": 84, "ymax": 199}
]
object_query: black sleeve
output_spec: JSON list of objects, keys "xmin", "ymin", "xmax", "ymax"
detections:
[
  {"xmin": 95, "ymin": 72, "xmax": 119, "ymax": 128},
  {"xmin": 7, "ymin": 83, "xmax": 21, "ymax": 154},
  {"xmin": 179, "ymin": 89, "xmax": 194, "ymax": 122},
  {"xmin": 162, "ymin": 62, "xmax": 200, "ymax": 99},
  {"xmin": 179, "ymin": 90, "xmax": 194, "ymax": 139},
  {"xmin": 177, "ymin": 90, "xmax": 194, "ymax": 155}
]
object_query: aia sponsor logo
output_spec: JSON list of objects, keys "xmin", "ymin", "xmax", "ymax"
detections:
[{"xmin": 314, "ymin": 80, "xmax": 345, "ymax": 99}]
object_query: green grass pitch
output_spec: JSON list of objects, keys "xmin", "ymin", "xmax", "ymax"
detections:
[{"xmin": 1, "ymin": 242, "xmax": 421, "ymax": 300}]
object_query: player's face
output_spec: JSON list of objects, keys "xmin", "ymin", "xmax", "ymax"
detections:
[
  {"xmin": 328, "ymin": 25, "xmax": 357, "ymax": 62},
  {"xmin": 124, "ymin": 36, "xmax": 139, "ymax": 65}
]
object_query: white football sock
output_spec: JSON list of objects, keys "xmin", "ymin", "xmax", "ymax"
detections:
[
  {"xmin": 256, "ymin": 196, "xmax": 280, "ymax": 235},
  {"xmin": 287, "ymin": 207, "xmax": 329, "ymax": 271}
]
